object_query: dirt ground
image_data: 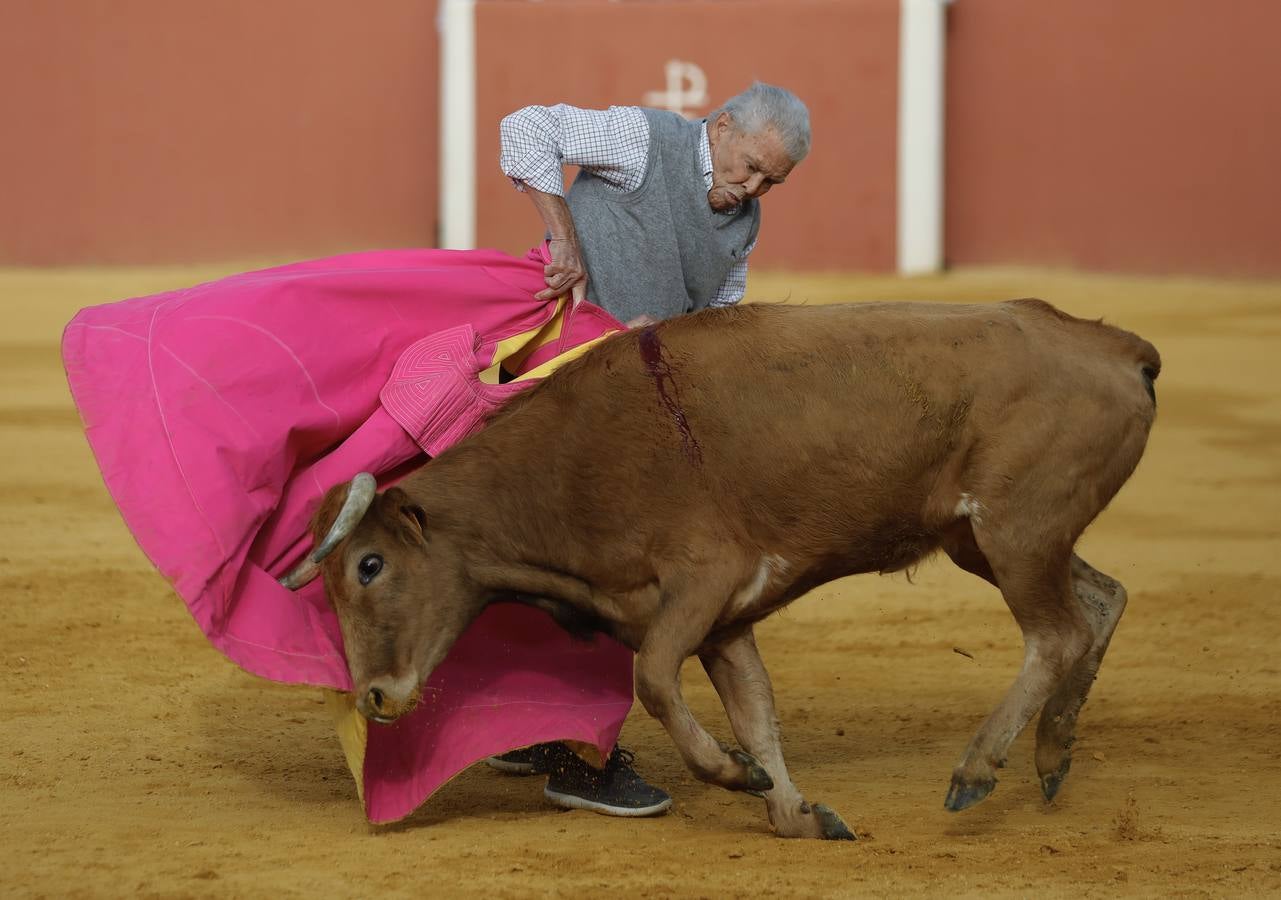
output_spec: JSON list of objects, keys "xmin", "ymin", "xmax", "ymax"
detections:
[{"xmin": 2, "ymin": 263, "xmax": 1279, "ymax": 899}]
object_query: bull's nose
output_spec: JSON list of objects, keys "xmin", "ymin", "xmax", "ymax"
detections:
[
  {"xmin": 357, "ymin": 686, "xmax": 395, "ymax": 723},
  {"xmin": 356, "ymin": 674, "xmax": 419, "ymax": 723}
]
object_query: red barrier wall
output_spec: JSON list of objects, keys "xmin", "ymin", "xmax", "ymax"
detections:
[
  {"xmin": 945, "ymin": 0, "xmax": 1281, "ymax": 277},
  {"xmin": 473, "ymin": 0, "xmax": 900, "ymax": 272},
  {"xmin": 0, "ymin": 1, "xmax": 439, "ymax": 265},
  {"xmin": 6, "ymin": 2, "xmax": 1278, "ymax": 276}
]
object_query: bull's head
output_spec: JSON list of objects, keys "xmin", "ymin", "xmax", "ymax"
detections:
[{"xmin": 280, "ymin": 474, "xmax": 480, "ymax": 724}]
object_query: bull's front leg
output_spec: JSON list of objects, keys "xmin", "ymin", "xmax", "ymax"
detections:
[
  {"xmin": 633, "ymin": 584, "xmax": 775, "ymax": 796},
  {"xmin": 700, "ymin": 628, "xmax": 855, "ymax": 841}
]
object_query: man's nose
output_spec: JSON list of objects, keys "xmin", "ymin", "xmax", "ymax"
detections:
[{"xmin": 745, "ymin": 174, "xmax": 769, "ymax": 197}]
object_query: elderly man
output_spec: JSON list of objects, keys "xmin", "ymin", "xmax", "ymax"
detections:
[
  {"xmin": 500, "ymin": 80, "xmax": 809, "ymax": 324},
  {"xmin": 487, "ymin": 82, "xmax": 811, "ymax": 816}
]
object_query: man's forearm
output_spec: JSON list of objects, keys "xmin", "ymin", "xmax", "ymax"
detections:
[{"xmin": 526, "ymin": 187, "xmax": 580, "ymax": 244}]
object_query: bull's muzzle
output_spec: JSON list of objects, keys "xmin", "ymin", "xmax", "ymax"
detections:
[{"xmin": 355, "ymin": 675, "xmax": 419, "ymax": 724}]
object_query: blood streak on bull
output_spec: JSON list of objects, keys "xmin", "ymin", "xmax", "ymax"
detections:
[{"xmin": 637, "ymin": 326, "xmax": 703, "ymax": 466}]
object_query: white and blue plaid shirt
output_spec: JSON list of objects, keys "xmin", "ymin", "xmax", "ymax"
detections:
[{"xmin": 500, "ymin": 104, "xmax": 755, "ymax": 307}]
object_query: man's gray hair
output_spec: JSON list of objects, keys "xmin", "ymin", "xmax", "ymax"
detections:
[{"xmin": 713, "ymin": 82, "xmax": 812, "ymax": 164}]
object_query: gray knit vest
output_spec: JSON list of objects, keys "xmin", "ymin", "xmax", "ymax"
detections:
[{"xmin": 565, "ymin": 108, "xmax": 761, "ymax": 323}]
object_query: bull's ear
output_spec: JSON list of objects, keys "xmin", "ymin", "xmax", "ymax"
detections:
[
  {"xmin": 381, "ymin": 486, "xmax": 428, "ymax": 544},
  {"xmin": 399, "ymin": 503, "xmax": 428, "ymax": 541}
]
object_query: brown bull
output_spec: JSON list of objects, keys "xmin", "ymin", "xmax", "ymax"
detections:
[{"xmin": 283, "ymin": 299, "xmax": 1160, "ymax": 840}]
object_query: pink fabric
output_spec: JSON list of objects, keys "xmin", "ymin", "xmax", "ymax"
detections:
[{"xmin": 62, "ymin": 244, "xmax": 634, "ymax": 823}]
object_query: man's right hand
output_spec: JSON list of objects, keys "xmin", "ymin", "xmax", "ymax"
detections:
[{"xmin": 539, "ymin": 237, "xmax": 588, "ymax": 305}]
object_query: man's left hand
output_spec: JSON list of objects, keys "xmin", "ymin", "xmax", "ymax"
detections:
[{"xmin": 539, "ymin": 237, "xmax": 588, "ymax": 306}]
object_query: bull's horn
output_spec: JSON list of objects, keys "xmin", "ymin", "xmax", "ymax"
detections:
[
  {"xmin": 279, "ymin": 558, "xmax": 322, "ymax": 590},
  {"xmin": 279, "ymin": 472, "xmax": 378, "ymax": 590},
  {"xmin": 312, "ymin": 472, "xmax": 378, "ymax": 561}
]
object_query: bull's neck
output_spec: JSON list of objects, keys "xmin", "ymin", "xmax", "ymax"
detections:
[
  {"xmin": 408, "ymin": 447, "xmax": 592, "ymax": 607},
  {"xmin": 407, "ymin": 450, "xmax": 492, "ymax": 529},
  {"xmin": 410, "ymin": 440, "xmax": 555, "ymax": 555}
]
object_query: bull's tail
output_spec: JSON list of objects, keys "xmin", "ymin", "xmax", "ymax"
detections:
[{"xmin": 1132, "ymin": 335, "xmax": 1161, "ymax": 406}]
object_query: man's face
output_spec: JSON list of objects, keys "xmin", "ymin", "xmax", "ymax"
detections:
[{"xmin": 706, "ymin": 112, "xmax": 795, "ymax": 213}]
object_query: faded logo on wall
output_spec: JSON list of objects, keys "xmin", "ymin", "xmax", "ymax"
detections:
[{"xmin": 643, "ymin": 60, "xmax": 710, "ymax": 118}]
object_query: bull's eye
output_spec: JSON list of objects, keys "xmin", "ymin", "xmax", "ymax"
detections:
[{"xmin": 357, "ymin": 554, "xmax": 383, "ymax": 586}]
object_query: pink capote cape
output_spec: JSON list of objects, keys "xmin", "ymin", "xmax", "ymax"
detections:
[{"xmin": 61, "ymin": 244, "xmax": 635, "ymax": 823}]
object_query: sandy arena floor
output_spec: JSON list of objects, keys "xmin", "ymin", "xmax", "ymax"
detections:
[{"xmin": 2, "ymin": 264, "xmax": 1279, "ymax": 898}]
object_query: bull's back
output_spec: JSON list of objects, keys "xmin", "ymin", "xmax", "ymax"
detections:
[{"xmin": 641, "ymin": 300, "xmax": 1157, "ymax": 453}]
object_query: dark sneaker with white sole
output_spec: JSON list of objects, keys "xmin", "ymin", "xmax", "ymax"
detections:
[
  {"xmin": 485, "ymin": 744, "xmax": 545, "ymax": 775},
  {"xmin": 541, "ymin": 744, "xmax": 672, "ymax": 817}
]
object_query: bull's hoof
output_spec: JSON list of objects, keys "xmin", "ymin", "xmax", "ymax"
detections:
[
  {"xmin": 813, "ymin": 803, "xmax": 856, "ymax": 841},
  {"xmin": 729, "ymin": 748, "xmax": 775, "ymax": 793},
  {"xmin": 1040, "ymin": 756, "xmax": 1073, "ymax": 803},
  {"xmin": 944, "ymin": 773, "xmax": 996, "ymax": 812}
]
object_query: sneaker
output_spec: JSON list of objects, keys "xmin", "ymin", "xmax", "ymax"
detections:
[
  {"xmin": 484, "ymin": 744, "xmax": 549, "ymax": 775},
  {"xmin": 542, "ymin": 744, "xmax": 672, "ymax": 817}
]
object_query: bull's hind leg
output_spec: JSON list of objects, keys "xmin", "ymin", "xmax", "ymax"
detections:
[
  {"xmin": 945, "ymin": 530, "xmax": 1092, "ymax": 812},
  {"xmin": 1034, "ymin": 554, "xmax": 1128, "ymax": 801},
  {"xmin": 633, "ymin": 576, "xmax": 776, "ymax": 796},
  {"xmin": 700, "ymin": 628, "xmax": 854, "ymax": 840}
]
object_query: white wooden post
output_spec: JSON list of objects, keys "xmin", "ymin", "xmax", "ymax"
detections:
[
  {"xmin": 438, "ymin": 0, "xmax": 477, "ymax": 249},
  {"xmin": 897, "ymin": 0, "xmax": 950, "ymax": 274}
]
